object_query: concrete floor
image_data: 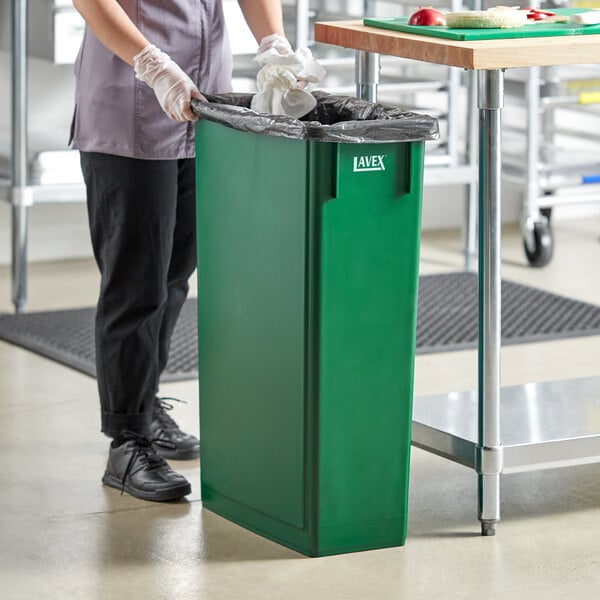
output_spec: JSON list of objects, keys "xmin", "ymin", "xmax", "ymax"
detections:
[{"xmin": 0, "ymin": 219, "xmax": 598, "ymax": 599}]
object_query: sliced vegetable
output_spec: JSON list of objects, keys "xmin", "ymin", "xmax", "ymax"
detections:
[
  {"xmin": 537, "ymin": 14, "xmax": 568, "ymax": 23},
  {"xmin": 519, "ymin": 7, "xmax": 556, "ymax": 21},
  {"xmin": 569, "ymin": 10, "xmax": 600, "ymax": 25},
  {"xmin": 445, "ymin": 8, "xmax": 528, "ymax": 29}
]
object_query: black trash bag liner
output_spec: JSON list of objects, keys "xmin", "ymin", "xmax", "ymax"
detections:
[{"xmin": 192, "ymin": 90, "xmax": 439, "ymax": 144}]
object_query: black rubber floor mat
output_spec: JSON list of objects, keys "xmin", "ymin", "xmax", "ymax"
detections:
[
  {"xmin": 416, "ymin": 272, "xmax": 600, "ymax": 354},
  {"xmin": 0, "ymin": 272, "xmax": 599, "ymax": 381},
  {"xmin": 0, "ymin": 299, "xmax": 198, "ymax": 382}
]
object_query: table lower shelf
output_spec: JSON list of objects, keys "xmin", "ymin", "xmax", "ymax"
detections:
[{"xmin": 412, "ymin": 376, "xmax": 600, "ymax": 474}]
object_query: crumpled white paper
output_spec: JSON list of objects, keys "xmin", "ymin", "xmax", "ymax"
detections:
[{"xmin": 251, "ymin": 47, "xmax": 327, "ymax": 119}]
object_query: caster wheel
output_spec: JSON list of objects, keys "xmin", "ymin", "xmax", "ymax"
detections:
[
  {"xmin": 524, "ymin": 221, "xmax": 553, "ymax": 268},
  {"xmin": 540, "ymin": 207, "xmax": 552, "ymax": 223}
]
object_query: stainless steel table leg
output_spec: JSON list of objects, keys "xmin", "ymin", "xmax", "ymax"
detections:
[
  {"xmin": 465, "ymin": 70, "xmax": 478, "ymax": 272},
  {"xmin": 356, "ymin": 50, "xmax": 379, "ymax": 102},
  {"xmin": 11, "ymin": 201, "xmax": 29, "ymax": 314},
  {"xmin": 295, "ymin": 0, "xmax": 310, "ymax": 49},
  {"xmin": 357, "ymin": 0, "xmax": 378, "ymax": 100},
  {"xmin": 477, "ymin": 70, "xmax": 504, "ymax": 536},
  {"xmin": 11, "ymin": 0, "xmax": 30, "ymax": 314}
]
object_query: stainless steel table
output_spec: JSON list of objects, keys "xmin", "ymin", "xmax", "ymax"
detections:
[{"xmin": 315, "ymin": 20, "xmax": 600, "ymax": 535}]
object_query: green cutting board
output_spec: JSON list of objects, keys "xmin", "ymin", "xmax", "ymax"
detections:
[{"xmin": 364, "ymin": 8, "xmax": 600, "ymax": 41}]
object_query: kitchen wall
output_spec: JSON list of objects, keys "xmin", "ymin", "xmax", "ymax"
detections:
[{"xmin": 1, "ymin": 0, "xmax": 597, "ymax": 266}]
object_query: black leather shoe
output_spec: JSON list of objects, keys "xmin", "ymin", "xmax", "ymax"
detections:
[
  {"xmin": 150, "ymin": 397, "xmax": 200, "ymax": 461},
  {"xmin": 102, "ymin": 431, "xmax": 192, "ymax": 502}
]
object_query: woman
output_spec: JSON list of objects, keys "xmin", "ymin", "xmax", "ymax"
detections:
[{"xmin": 71, "ymin": 0, "xmax": 295, "ymax": 502}]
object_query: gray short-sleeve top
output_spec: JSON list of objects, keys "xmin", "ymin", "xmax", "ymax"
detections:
[{"xmin": 71, "ymin": 0, "xmax": 233, "ymax": 159}]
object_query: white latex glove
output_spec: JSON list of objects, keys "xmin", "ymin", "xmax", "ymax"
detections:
[
  {"xmin": 251, "ymin": 46, "xmax": 326, "ymax": 118},
  {"xmin": 294, "ymin": 47, "xmax": 327, "ymax": 86},
  {"xmin": 254, "ymin": 34, "xmax": 301, "ymax": 66},
  {"xmin": 133, "ymin": 44, "xmax": 204, "ymax": 122},
  {"xmin": 253, "ymin": 64, "xmax": 317, "ymax": 118}
]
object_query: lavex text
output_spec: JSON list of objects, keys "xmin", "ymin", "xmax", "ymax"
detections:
[{"xmin": 353, "ymin": 155, "xmax": 386, "ymax": 172}]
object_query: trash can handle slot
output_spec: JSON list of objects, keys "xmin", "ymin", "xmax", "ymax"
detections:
[{"xmin": 401, "ymin": 149, "xmax": 412, "ymax": 197}]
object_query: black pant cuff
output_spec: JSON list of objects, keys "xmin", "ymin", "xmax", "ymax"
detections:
[{"xmin": 101, "ymin": 410, "xmax": 152, "ymax": 439}]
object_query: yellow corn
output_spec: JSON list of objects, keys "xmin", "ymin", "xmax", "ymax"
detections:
[{"xmin": 579, "ymin": 91, "xmax": 600, "ymax": 104}]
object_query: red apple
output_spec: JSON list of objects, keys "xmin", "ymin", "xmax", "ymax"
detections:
[{"xmin": 407, "ymin": 7, "xmax": 447, "ymax": 26}]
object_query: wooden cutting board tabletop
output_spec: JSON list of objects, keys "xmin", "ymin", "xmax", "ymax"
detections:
[
  {"xmin": 314, "ymin": 20, "xmax": 600, "ymax": 70},
  {"xmin": 363, "ymin": 9, "xmax": 600, "ymax": 42}
]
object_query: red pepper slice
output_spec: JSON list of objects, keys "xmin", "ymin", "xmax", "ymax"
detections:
[
  {"xmin": 520, "ymin": 7, "xmax": 555, "ymax": 20},
  {"xmin": 521, "ymin": 7, "xmax": 555, "ymax": 16}
]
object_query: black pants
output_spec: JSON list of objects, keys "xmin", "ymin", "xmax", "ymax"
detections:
[{"xmin": 80, "ymin": 152, "xmax": 197, "ymax": 439}]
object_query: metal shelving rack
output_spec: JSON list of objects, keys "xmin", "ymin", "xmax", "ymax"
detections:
[
  {"xmin": 502, "ymin": 1, "xmax": 600, "ymax": 267},
  {"xmin": 503, "ymin": 63, "xmax": 600, "ymax": 267},
  {"xmin": 0, "ymin": 0, "xmax": 477, "ymax": 313},
  {"xmin": 0, "ymin": 0, "xmax": 86, "ymax": 313}
]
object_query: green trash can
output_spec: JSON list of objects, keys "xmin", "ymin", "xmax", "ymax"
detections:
[{"xmin": 192, "ymin": 93, "xmax": 438, "ymax": 557}]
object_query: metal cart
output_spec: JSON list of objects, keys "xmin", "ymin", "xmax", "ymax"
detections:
[
  {"xmin": 503, "ymin": 1, "xmax": 600, "ymax": 267},
  {"xmin": 503, "ymin": 62, "xmax": 600, "ymax": 267}
]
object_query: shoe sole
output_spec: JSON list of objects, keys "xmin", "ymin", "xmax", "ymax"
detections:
[{"xmin": 102, "ymin": 473, "xmax": 191, "ymax": 502}]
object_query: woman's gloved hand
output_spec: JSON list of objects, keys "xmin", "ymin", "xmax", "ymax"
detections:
[
  {"xmin": 252, "ymin": 41, "xmax": 327, "ymax": 119},
  {"xmin": 255, "ymin": 34, "xmax": 301, "ymax": 66},
  {"xmin": 133, "ymin": 44, "xmax": 206, "ymax": 122}
]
